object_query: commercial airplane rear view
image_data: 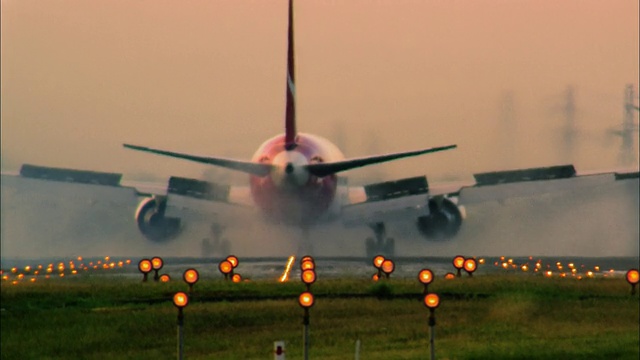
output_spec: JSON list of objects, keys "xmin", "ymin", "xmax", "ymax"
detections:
[{"xmin": 3, "ymin": 0, "xmax": 638, "ymax": 257}]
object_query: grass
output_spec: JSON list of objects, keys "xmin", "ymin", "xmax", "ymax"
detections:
[{"xmin": 1, "ymin": 274, "xmax": 638, "ymax": 359}]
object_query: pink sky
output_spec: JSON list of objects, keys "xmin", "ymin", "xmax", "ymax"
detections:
[{"xmin": 1, "ymin": 0, "xmax": 638, "ymax": 182}]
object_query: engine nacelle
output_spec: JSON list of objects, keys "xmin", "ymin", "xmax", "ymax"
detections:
[
  {"xmin": 135, "ymin": 196, "xmax": 181, "ymax": 242},
  {"xmin": 416, "ymin": 198, "xmax": 463, "ymax": 241}
]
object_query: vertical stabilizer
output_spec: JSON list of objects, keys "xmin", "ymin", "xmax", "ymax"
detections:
[{"xmin": 284, "ymin": 0, "xmax": 297, "ymax": 150}]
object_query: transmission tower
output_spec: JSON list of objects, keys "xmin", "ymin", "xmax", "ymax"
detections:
[{"xmin": 617, "ymin": 84, "xmax": 639, "ymax": 166}]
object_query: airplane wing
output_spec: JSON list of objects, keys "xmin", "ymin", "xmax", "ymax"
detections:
[
  {"xmin": 340, "ymin": 164, "xmax": 639, "ymax": 228},
  {"xmin": 2, "ymin": 164, "xmax": 254, "ymax": 243}
]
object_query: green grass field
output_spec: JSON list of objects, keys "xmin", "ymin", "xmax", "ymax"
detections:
[{"xmin": 1, "ymin": 274, "xmax": 638, "ymax": 359}]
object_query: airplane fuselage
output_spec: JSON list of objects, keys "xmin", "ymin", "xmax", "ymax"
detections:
[{"xmin": 249, "ymin": 133, "xmax": 344, "ymax": 225}]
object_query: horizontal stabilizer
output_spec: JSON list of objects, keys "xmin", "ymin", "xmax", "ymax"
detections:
[
  {"xmin": 123, "ymin": 144, "xmax": 274, "ymax": 177},
  {"xmin": 473, "ymin": 165, "xmax": 576, "ymax": 186},
  {"xmin": 20, "ymin": 164, "xmax": 122, "ymax": 186},
  {"xmin": 305, "ymin": 144, "xmax": 456, "ymax": 177}
]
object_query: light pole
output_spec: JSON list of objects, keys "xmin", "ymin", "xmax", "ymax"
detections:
[
  {"xmin": 138, "ymin": 259, "xmax": 152, "ymax": 282},
  {"xmin": 172, "ymin": 291, "xmax": 189, "ymax": 360},
  {"xmin": 151, "ymin": 256, "xmax": 164, "ymax": 282},
  {"xmin": 424, "ymin": 293, "xmax": 440, "ymax": 360},
  {"xmin": 298, "ymin": 291, "xmax": 314, "ymax": 360},
  {"xmin": 183, "ymin": 268, "xmax": 199, "ymax": 294}
]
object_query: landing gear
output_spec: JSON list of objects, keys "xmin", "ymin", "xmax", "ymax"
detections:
[
  {"xmin": 201, "ymin": 223, "xmax": 230, "ymax": 257},
  {"xmin": 365, "ymin": 222, "xmax": 395, "ymax": 258}
]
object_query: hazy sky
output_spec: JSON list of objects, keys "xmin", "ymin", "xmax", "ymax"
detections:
[{"xmin": 1, "ymin": 0, "xmax": 638, "ymax": 183}]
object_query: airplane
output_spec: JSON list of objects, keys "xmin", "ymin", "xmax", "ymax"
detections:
[{"xmin": 2, "ymin": 0, "xmax": 638, "ymax": 257}]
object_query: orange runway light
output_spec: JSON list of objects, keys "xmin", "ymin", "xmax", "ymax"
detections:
[
  {"xmin": 626, "ymin": 269, "xmax": 639, "ymax": 295},
  {"xmin": 126, "ymin": 259, "xmax": 131, "ymax": 265},
  {"xmin": 71, "ymin": 270, "xmax": 77, "ymax": 275},
  {"xmin": 463, "ymin": 258, "xmax": 477, "ymax": 276},
  {"xmin": 118, "ymin": 261, "xmax": 124, "ymax": 267},
  {"xmin": 183, "ymin": 268, "xmax": 199, "ymax": 285},
  {"xmin": 478, "ymin": 258, "xmax": 485, "ymax": 265},
  {"xmin": 521, "ymin": 264, "xmax": 529, "ymax": 272},
  {"xmin": 17, "ymin": 274, "xmax": 24, "ymax": 280},
  {"xmin": 453, "ymin": 256, "xmax": 465, "ymax": 277},
  {"xmin": 77, "ymin": 256, "xmax": 83, "ymax": 261},
  {"xmin": 300, "ymin": 255, "xmax": 314, "ymax": 264},
  {"xmin": 544, "ymin": 270, "xmax": 553, "ymax": 278},
  {"xmin": 300, "ymin": 259, "xmax": 315, "ymax": 271},
  {"xmin": 59, "ymin": 273, "xmax": 65, "ymax": 277},
  {"xmin": 301, "ymin": 269, "xmax": 316, "ymax": 286},
  {"xmin": 30, "ymin": 277, "xmax": 36, "ymax": 283},
  {"xmin": 444, "ymin": 272, "xmax": 456, "ymax": 280},
  {"xmin": 372, "ymin": 273, "xmax": 380, "ymax": 282},
  {"xmin": 173, "ymin": 291, "xmax": 189, "ymax": 308},
  {"xmin": 226, "ymin": 255, "xmax": 239, "ymax": 268},
  {"xmin": 138, "ymin": 259, "xmax": 152, "ymax": 273},
  {"xmin": 586, "ymin": 271, "xmax": 594, "ymax": 278},
  {"xmin": 218, "ymin": 260, "xmax": 233, "ymax": 279},
  {"xmin": 424, "ymin": 293, "xmax": 440, "ymax": 309},
  {"xmin": 24, "ymin": 266, "xmax": 31, "ymax": 272},
  {"xmin": 105, "ymin": 256, "xmax": 110, "ymax": 262},
  {"xmin": 232, "ymin": 273, "xmax": 242, "ymax": 283},
  {"xmin": 381, "ymin": 259, "xmax": 395, "ymax": 277},
  {"xmin": 2, "ymin": 275, "xmax": 8, "ymax": 281},
  {"xmin": 373, "ymin": 255, "xmax": 385, "ymax": 269},
  {"xmin": 160, "ymin": 274, "xmax": 171, "ymax": 282},
  {"xmin": 151, "ymin": 257, "xmax": 164, "ymax": 271},
  {"xmin": 418, "ymin": 269, "xmax": 434, "ymax": 285},
  {"xmin": 298, "ymin": 291, "xmax": 315, "ymax": 308}
]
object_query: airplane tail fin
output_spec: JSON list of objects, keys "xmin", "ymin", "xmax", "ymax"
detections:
[{"xmin": 284, "ymin": 0, "xmax": 297, "ymax": 150}]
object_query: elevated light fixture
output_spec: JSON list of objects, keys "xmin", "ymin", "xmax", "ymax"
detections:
[
  {"xmin": 626, "ymin": 269, "xmax": 639, "ymax": 295},
  {"xmin": 138, "ymin": 259, "xmax": 152, "ymax": 282},
  {"xmin": 463, "ymin": 258, "xmax": 477, "ymax": 277},
  {"xmin": 418, "ymin": 268, "xmax": 434, "ymax": 294},
  {"xmin": 218, "ymin": 260, "xmax": 233, "ymax": 280},
  {"xmin": 381, "ymin": 259, "xmax": 395, "ymax": 279},
  {"xmin": 151, "ymin": 256, "xmax": 164, "ymax": 282},
  {"xmin": 452, "ymin": 256, "xmax": 465, "ymax": 277},
  {"xmin": 183, "ymin": 268, "xmax": 199, "ymax": 294},
  {"xmin": 423, "ymin": 293, "xmax": 440, "ymax": 360},
  {"xmin": 172, "ymin": 291, "xmax": 189, "ymax": 360}
]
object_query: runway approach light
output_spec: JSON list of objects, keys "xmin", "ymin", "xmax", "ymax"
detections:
[
  {"xmin": 373, "ymin": 255, "xmax": 385, "ymax": 269},
  {"xmin": 298, "ymin": 291, "xmax": 315, "ymax": 309},
  {"xmin": 172, "ymin": 291, "xmax": 189, "ymax": 360},
  {"xmin": 444, "ymin": 272, "xmax": 456, "ymax": 280},
  {"xmin": 463, "ymin": 258, "xmax": 477, "ymax": 276},
  {"xmin": 626, "ymin": 269, "xmax": 639, "ymax": 295},
  {"xmin": 232, "ymin": 274, "xmax": 242, "ymax": 283},
  {"xmin": 418, "ymin": 269, "xmax": 434, "ymax": 294},
  {"xmin": 301, "ymin": 269, "xmax": 316, "ymax": 291},
  {"xmin": 138, "ymin": 259, "xmax": 152, "ymax": 282},
  {"xmin": 381, "ymin": 259, "xmax": 395, "ymax": 279},
  {"xmin": 423, "ymin": 293, "xmax": 440, "ymax": 360},
  {"xmin": 160, "ymin": 274, "xmax": 171, "ymax": 282},
  {"xmin": 151, "ymin": 257, "xmax": 164, "ymax": 282},
  {"xmin": 226, "ymin": 255, "xmax": 239, "ymax": 268},
  {"xmin": 452, "ymin": 256, "xmax": 465, "ymax": 277},
  {"xmin": 218, "ymin": 260, "xmax": 233, "ymax": 280},
  {"xmin": 173, "ymin": 291, "xmax": 189, "ymax": 308},
  {"xmin": 183, "ymin": 268, "xmax": 199, "ymax": 293},
  {"xmin": 298, "ymin": 291, "xmax": 315, "ymax": 360},
  {"xmin": 300, "ymin": 256, "xmax": 315, "ymax": 271}
]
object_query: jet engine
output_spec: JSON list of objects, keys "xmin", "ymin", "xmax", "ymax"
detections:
[
  {"xmin": 135, "ymin": 196, "xmax": 181, "ymax": 242},
  {"xmin": 416, "ymin": 198, "xmax": 463, "ymax": 240}
]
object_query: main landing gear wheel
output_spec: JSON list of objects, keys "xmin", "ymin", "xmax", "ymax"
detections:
[{"xmin": 365, "ymin": 222, "xmax": 395, "ymax": 258}]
